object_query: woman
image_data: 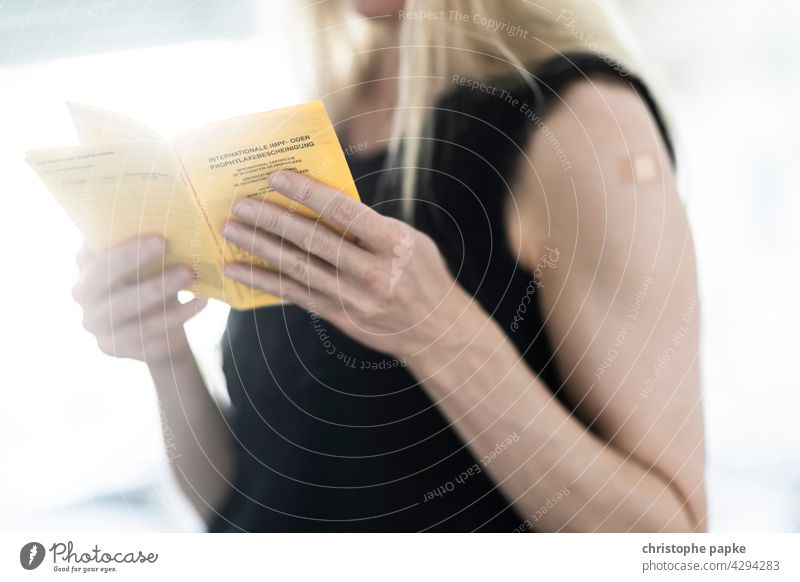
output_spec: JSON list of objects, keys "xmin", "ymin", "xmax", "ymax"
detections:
[{"xmin": 73, "ymin": 0, "xmax": 707, "ymax": 532}]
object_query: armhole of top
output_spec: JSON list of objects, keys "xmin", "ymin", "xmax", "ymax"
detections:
[{"xmin": 532, "ymin": 53, "xmax": 675, "ymax": 166}]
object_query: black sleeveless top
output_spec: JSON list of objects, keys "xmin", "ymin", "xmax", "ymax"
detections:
[{"xmin": 209, "ymin": 54, "xmax": 672, "ymax": 532}]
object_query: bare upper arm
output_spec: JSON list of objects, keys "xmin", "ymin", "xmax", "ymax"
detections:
[{"xmin": 509, "ymin": 76, "xmax": 707, "ymax": 528}]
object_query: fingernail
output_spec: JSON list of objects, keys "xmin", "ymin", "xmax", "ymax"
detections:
[
  {"xmin": 234, "ymin": 201, "xmax": 254, "ymax": 220},
  {"xmin": 221, "ymin": 222, "xmax": 236, "ymax": 238},
  {"xmin": 268, "ymin": 171, "xmax": 289, "ymax": 190}
]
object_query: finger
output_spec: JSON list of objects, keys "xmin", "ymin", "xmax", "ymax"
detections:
[
  {"xmin": 229, "ymin": 200, "xmax": 374, "ymax": 277},
  {"xmin": 94, "ymin": 294, "xmax": 207, "ymax": 356},
  {"xmin": 138, "ymin": 295, "xmax": 208, "ymax": 334},
  {"xmin": 223, "ymin": 263, "xmax": 339, "ymax": 313},
  {"xmin": 83, "ymin": 265, "xmax": 192, "ymax": 328},
  {"xmin": 222, "ymin": 221, "xmax": 356, "ymax": 299},
  {"xmin": 223, "ymin": 212, "xmax": 372, "ymax": 285},
  {"xmin": 80, "ymin": 235, "xmax": 166, "ymax": 302},
  {"xmin": 257, "ymin": 170, "xmax": 389, "ymax": 248},
  {"xmin": 110, "ymin": 295, "xmax": 208, "ymax": 345},
  {"xmin": 222, "ymin": 223, "xmax": 318, "ymax": 288}
]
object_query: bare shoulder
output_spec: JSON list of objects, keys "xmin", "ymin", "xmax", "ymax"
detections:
[{"xmin": 506, "ymin": 75, "xmax": 680, "ymax": 276}]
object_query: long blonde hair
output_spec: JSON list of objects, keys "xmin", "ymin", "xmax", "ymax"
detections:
[{"xmin": 292, "ymin": 0, "xmax": 643, "ymax": 216}]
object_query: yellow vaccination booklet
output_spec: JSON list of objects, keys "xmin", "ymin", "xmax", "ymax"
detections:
[{"xmin": 26, "ymin": 101, "xmax": 360, "ymax": 310}]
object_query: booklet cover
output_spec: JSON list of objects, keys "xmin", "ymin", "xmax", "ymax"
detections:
[{"xmin": 26, "ymin": 101, "xmax": 360, "ymax": 310}]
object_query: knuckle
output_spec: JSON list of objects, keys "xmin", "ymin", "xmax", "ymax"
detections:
[
  {"xmin": 262, "ymin": 209, "xmax": 284, "ymax": 234},
  {"xmin": 361, "ymin": 263, "xmax": 385, "ymax": 287},
  {"xmin": 359, "ymin": 301, "xmax": 384, "ymax": 320},
  {"xmin": 369, "ymin": 278, "xmax": 389, "ymax": 300},
  {"xmin": 331, "ymin": 198, "xmax": 357, "ymax": 224},
  {"xmin": 286, "ymin": 255, "xmax": 308, "ymax": 281},
  {"xmin": 303, "ymin": 230, "xmax": 329, "ymax": 255}
]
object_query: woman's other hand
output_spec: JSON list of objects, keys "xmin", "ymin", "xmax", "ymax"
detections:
[{"xmin": 72, "ymin": 235, "xmax": 207, "ymax": 367}]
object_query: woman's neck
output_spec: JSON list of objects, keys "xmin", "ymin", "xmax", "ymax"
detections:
[{"xmin": 341, "ymin": 39, "xmax": 400, "ymax": 152}]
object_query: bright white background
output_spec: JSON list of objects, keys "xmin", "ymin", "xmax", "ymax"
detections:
[{"xmin": 1, "ymin": 0, "xmax": 798, "ymax": 532}]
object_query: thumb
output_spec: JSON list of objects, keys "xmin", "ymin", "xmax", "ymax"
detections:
[{"xmin": 174, "ymin": 295, "xmax": 209, "ymax": 326}]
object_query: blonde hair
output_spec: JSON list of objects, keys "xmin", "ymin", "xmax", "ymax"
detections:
[{"xmin": 294, "ymin": 0, "xmax": 643, "ymax": 217}]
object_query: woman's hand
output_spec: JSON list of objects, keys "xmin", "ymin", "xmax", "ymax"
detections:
[
  {"xmin": 74, "ymin": 236, "xmax": 232, "ymax": 520},
  {"xmin": 72, "ymin": 235, "xmax": 207, "ymax": 367},
  {"xmin": 221, "ymin": 170, "xmax": 474, "ymax": 359}
]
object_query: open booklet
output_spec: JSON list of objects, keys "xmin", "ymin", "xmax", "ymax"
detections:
[{"xmin": 25, "ymin": 101, "xmax": 360, "ymax": 310}]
